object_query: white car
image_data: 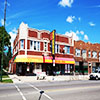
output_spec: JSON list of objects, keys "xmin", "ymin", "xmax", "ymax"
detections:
[{"xmin": 89, "ymin": 71, "xmax": 100, "ymax": 80}]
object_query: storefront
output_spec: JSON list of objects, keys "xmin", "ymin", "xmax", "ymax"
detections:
[
  {"xmin": 75, "ymin": 61, "xmax": 88, "ymax": 75},
  {"xmin": 14, "ymin": 55, "xmax": 75, "ymax": 75}
]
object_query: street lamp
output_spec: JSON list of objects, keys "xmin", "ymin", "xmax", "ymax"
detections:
[{"xmin": 0, "ymin": 0, "xmax": 7, "ymax": 82}]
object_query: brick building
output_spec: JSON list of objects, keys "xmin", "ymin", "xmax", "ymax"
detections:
[
  {"xmin": 74, "ymin": 40, "xmax": 100, "ymax": 75},
  {"xmin": 9, "ymin": 22, "xmax": 75, "ymax": 75}
]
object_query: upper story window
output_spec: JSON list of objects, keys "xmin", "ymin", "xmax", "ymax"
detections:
[
  {"xmin": 37, "ymin": 41, "xmax": 40, "ymax": 51},
  {"xmin": 99, "ymin": 52, "xmax": 100, "ymax": 57},
  {"xmin": 34, "ymin": 41, "xmax": 40, "ymax": 51},
  {"xmin": 99, "ymin": 52, "xmax": 100, "ymax": 61},
  {"xmin": 20, "ymin": 39, "xmax": 24, "ymax": 49},
  {"xmin": 44, "ymin": 42, "xmax": 48, "ymax": 51},
  {"xmin": 92, "ymin": 51, "xmax": 97, "ymax": 58},
  {"xmin": 34, "ymin": 41, "xmax": 36, "ymax": 50},
  {"xmin": 55, "ymin": 44, "xmax": 59, "ymax": 53},
  {"xmin": 64, "ymin": 46, "xmax": 70, "ymax": 54},
  {"xmin": 82, "ymin": 50, "xmax": 86, "ymax": 58},
  {"xmin": 88, "ymin": 50, "xmax": 91, "ymax": 58},
  {"xmin": 30, "ymin": 40, "xmax": 33, "ymax": 50},
  {"xmin": 75, "ymin": 49, "xmax": 80, "ymax": 57}
]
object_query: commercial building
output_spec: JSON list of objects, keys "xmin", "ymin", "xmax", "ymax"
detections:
[
  {"xmin": 9, "ymin": 22, "xmax": 75, "ymax": 75},
  {"xmin": 74, "ymin": 40, "xmax": 100, "ymax": 75}
]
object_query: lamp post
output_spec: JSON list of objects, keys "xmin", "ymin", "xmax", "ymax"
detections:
[{"xmin": 0, "ymin": 0, "xmax": 7, "ymax": 82}]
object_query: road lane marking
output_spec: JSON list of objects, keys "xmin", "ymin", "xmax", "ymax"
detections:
[
  {"xmin": 14, "ymin": 84, "xmax": 27, "ymax": 100},
  {"xmin": 45, "ymin": 85, "xmax": 100, "ymax": 93},
  {"xmin": 27, "ymin": 83, "xmax": 53, "ymax": 100}
]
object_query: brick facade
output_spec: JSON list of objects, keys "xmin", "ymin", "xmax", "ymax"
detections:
[
  {"xmin": 9, "ymin": 22, "xmax": 75, "ymax": 75},
  {"xmin": 74, "ymin": 40, "xmax": 100, "ymax": 74}
]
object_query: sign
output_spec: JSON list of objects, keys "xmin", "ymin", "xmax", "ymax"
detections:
[{"xmin": 50, "ymin": 30, "xmax": 56, "ymax": 55}]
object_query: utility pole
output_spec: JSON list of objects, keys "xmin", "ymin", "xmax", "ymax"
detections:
[{"xmin": 0, "ymin": 0, "xmax": 7, "ymax": 82}]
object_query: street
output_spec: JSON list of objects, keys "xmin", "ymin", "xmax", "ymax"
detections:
[{"xmin": 0, "ymin": 80, "xmax": 100, "ymax": 100}]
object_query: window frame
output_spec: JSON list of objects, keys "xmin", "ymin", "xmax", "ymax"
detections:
[{"xmin": 20, "ymin": 39, "xmax": 24, "ymax": 49}]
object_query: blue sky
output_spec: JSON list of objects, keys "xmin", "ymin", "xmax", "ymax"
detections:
[{"xmin": 0, "ymin": 0, "xmax": 100, "ymax": 47}]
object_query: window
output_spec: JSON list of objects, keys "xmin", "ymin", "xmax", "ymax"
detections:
[
  {"xmin": 34, "ymin": 41, "xmax": 40, "ymax": 51},
  {"xmin": 99, "ymin": 52, "xmax": 100, "ymax": 61},
  {"xmin": 34, "ymin": 41, "xmax": 36, "ymax": 50},
  {"xmin": 44, "ymin": 42, "xmax": 48, "ymax": 51},
  {"xmin": 88, "ymin": 50, "xmax": 91, "ymax": 58},
  {"xmin": 82, "ymin": 50, "xmax": 86, "ymax": 58},
  {"xmin": 37, "ymin": 41, "xmax": 40, "ymax": 51},
  {"xmin": 75, "ymin": 49, "xmax": 80, "ymax": 57},
  {"xmin": 30, "ymin": 40, "xmax": 33, "ymax": 50},
  {"xmin": 20, "ymin": 39, "xmax": 24, "ymax": 49},
  {"xmin": 92, "ymin": 51, "xmax": 97, "ymax": 58},
  {"xmin": 64, "ymin": 46, "xmax": 70, "ymax": 54},
  {"xmin": 55, "ymin": 44, "xmax": 59, "ymax": 53}
]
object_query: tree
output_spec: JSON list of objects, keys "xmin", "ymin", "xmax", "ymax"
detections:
[{"xmin": 0, "ymin": 26, "xmax": 11, "ymax": 69}]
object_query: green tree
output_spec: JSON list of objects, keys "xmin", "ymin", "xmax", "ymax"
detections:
[{"xmin": 0, "ymin": 26, "xmax": 11, "ymax": 69}]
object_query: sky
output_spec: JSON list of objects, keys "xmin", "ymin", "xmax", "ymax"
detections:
[{"xmin": 0, "ymin": 0, "xmax": 100, "ymax": 48}]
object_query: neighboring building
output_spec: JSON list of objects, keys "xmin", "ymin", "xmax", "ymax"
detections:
[
  {"xmin": 74, "ymin": 40, "xmax": 100, "ymax": 75},
  {"xmin": 9, "ymin": 22, "xmax": 75, "ymax": 75}
]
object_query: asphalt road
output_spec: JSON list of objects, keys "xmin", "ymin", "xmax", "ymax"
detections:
[{"xmin": 0, "ymin": 80, "xmax": 100, "ymax": 100}]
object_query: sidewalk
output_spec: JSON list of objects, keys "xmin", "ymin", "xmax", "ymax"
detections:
[{"xmin": 8, "ymin": 74, "xmax": 89, "ymax": 83}]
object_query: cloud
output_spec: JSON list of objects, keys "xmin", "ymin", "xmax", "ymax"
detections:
[
  {"xmin": 84, "ymin": 35, "xmax": 88, "ymax": 40},
  {"xmin": 80, "ymin": 31, "xmax": 84, "ymax": 35},
  {"xmin": 65, "ymin": 30, "xmax": 87, "ymax": 41},
  {"xmin": 65, "ymin": 30, "xmax": 79, "ymax": 41},
  {"xmin": 9, "ymin": 28, "xmax": 17, "ymax": 48},
  {"xmin": 66, "ymin": 16, "xmax": 75, "ymax": 23},
  {"xmin": 0, "ymin": 18, "xmax": 11, "ymax": 26},
  {"xmin": 89, "ymin": 22, "xmax": 95, "ymax": 26},
  {"xmin": 0, "ymin": 19, "xmax": 4, "ymax": 25},
  {"xmin": 78, "ymin": 17, "xmax": 81, "ymax": 21},
  {"xmin": 58, "ymin": 0, "xmax": 74, "ymax": 7}
]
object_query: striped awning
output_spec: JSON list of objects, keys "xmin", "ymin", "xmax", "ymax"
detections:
[
  {"xmin": 14, "ymin": 55, "xmax": 75, "ymax": 64},
  {"xmin": 44, "ymin": 56, "xmax": 75, "ymax": 64}
]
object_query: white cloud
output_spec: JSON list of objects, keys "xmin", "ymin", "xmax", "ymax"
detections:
[
  {"xmin": 9, "ymin": 28, "xmax": 17, "ymax": 48},
  {"xmin": 89, "ymin": 22, "xmax": 95, "ymax": 26},
  {"xmin": 84, "ymin": 35, "xmax": 88, "ymax": 40},
  {"xmin": 65, "ymin": 30, "xmax": 79, "ymax": 41},
  {"xmin": 0, "ymin": 18, "xmax": 11, "ymax": 26},
  {"xmin": 78, "ymin": 17, "xmax": 81, "ymax": 21},
  {"xmin": 80, "ymin": 31, "xmax": 84, "ymax": 35},
  {"xmin": 58, "ymin": 0, "xmax": 74, "ymax": 7},
  {"xmin": 65, "ymin": 30, "xmax": 87, "ymax": 41},
  {"xmin": 0, "ymin": 19, "xmax": 4, "ymax": 25},
  {"xmin": 66, "ymin": 16, "xmax": 75, "ymax": 23}
]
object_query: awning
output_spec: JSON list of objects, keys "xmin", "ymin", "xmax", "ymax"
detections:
[
  {"xmin": 44, "ymin": 56, "xmax": 75, "ymax": 64},
  {"xmin": 14, "ymin": 55, "xmax": 75, "ymax": 64},
  {"xmin": 14, "ymin": 55, "xmax": 43, "ymax": 63}
]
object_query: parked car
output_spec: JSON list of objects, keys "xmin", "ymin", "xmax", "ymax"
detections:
[{"xmin": 89, "ymin": 71, "xmax": 100, "ymax": 80}]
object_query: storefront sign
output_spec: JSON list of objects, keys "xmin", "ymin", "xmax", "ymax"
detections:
[{"xmin": 50, "ymin": 30, "xmax": 56, "ymax": 55}]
